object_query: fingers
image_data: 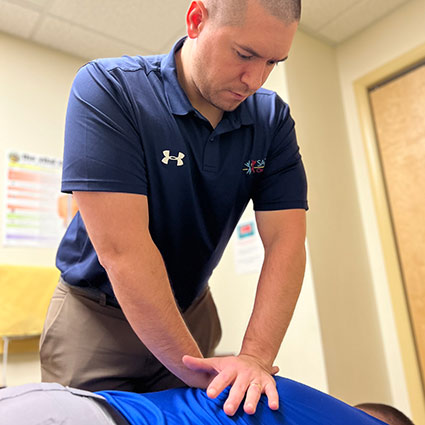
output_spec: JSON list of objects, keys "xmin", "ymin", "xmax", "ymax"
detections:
[
  {"xmin": 243, "ymin": 382, "xmax": 262, "ymax": 415},
  {"xmin": 223, "ymin": 377, "xmax": 249, "ymax": 416},
  {"xmin": 224, "ymin": 379, "xmax": 278, "ymax": 416},
  {"xmin": 184, "ymin": 355, "xmax": 280, "ymax": 416},
  {"xmin": 207, "ymin": 369, "xmax": 235, "ymax": 399},
  {"xmin": 264, "ymin": 381, "xmax": 279, "ymax": 410}
]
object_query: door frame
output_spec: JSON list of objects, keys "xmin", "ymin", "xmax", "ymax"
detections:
[{"xmin": 354, "ymin": 43, "xmax": 425, "ymax": 422}]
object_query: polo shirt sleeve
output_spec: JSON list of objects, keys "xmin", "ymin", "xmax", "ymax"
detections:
[
  {"xmin": 252, "ymin": 95, "xmax": 308, "ymax": 211},
  {"xmin": 61, "ymin": 60, "xmax": 148, "ymax": 195}
]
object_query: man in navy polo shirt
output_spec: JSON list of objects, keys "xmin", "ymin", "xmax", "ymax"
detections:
[{"xmin": 40, "ymin": 0, "xmax": 308, "ymax": 417}]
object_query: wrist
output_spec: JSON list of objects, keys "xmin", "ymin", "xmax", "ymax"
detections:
[{"xmin": 238, "ymin": 351, "xmax": 273, "ymax": 371}]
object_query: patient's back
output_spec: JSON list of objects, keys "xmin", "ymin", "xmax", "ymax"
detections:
[{"xmin": 98, "ymin": 377, "xmax": 388, "ymax": 424}]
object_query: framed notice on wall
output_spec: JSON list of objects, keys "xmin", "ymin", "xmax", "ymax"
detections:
[{"xmin": 3, "ymin": 150, "xmax": 71, "ymax": 248}]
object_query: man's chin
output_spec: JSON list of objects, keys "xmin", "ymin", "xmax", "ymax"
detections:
[
  {"xmin": 212, "ymin": 98, "xmax": 244, "ymax": 113},
  {"xmin": 222, "ymin": 104, "xmax": 241, "ymax": 112}
]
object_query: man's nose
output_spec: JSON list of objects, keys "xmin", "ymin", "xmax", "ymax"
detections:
[{"xmin": 240, "ymin": 62, "xmax": 268, "ymax": 92}]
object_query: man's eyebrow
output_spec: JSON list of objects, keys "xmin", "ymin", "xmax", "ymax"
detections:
[{"xmin": 235, "ymin": 43, "xmax": 288, "ymax": 62}]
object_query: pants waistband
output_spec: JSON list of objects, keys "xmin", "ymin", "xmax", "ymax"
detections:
[
  {"xmin": 64, "ymin": 386, "xmax": 130, "ymax": 425},
  {"xmin": 59, "ymin": 277, "xmax": 209, "ymax": 312},
  {"xmin": 59, "ymin": 277, "xmax": 121, "ymax": 308}
]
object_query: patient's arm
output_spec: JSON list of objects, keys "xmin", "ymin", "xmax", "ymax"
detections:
[{"xmin": 73, "ymin": 191, "xmax": 212, "ymax": 388}]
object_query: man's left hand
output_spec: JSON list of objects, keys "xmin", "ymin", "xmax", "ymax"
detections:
[{"xmin": 182, "ymin": 354, "xmax": 279, "ymax": 416}]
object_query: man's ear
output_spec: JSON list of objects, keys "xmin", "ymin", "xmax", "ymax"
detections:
[{"xmin": 186, "ymin": 1, "xmax": 208, "ymax": 39}]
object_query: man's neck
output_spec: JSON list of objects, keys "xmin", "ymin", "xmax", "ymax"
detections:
[{"xmin": 175, "ymin": 43, "xmax": 223, "ymax": 128}]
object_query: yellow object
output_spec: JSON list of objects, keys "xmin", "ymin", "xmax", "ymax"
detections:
[
  {"xmin": 0, "ymin": 265, "xmax": 59, "ymax": 340},
  {"xmin": 0, "ymin": 337, "xmax": 39, "ymax": 354}
]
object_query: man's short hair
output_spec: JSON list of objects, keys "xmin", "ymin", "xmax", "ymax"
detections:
[
  {"xmin": 356, "ymin": 403, "xmax": 415, "ymax": 425},
  {"xmin": 205, "ymin": 0, "xmax": 301, "ymax": 27}
]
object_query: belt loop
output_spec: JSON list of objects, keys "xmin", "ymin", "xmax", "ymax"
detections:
[{"xmin": 99, "ymin": 292, "xmax": 107, "ymax": 306}]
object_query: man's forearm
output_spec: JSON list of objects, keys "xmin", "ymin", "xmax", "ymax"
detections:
[
  {"xmin": 240, "ymin": 240, "xmax": 306, "ymax": 367},
  {"xmin": 72, "ymin": 192, "xmax": 209, "ymax": 388},
  {"xmin": 100, "ymin": 237, "xmax": 209, "ymax": 387}
]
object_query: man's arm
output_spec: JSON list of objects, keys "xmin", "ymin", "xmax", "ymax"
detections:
[
  {"xmin": 242, "ymin": 208, "xmax": 306, "ymax": 368},
  {"xmin": 183, "ymin": 208, "xmax": 306, "ymax": 415},
  {"xmin": 72, "ymin": 191, "xmax": 212, "ymax": 388}
]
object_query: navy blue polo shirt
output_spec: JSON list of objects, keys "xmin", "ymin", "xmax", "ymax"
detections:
[{"xmin": 57, "ymin": 37, "xmax": 308, "ymax": 310}]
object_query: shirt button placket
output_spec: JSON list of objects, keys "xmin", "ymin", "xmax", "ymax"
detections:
[{"xmin": 203, "ymin": 135, "xmax": 219, "ymax": 172}]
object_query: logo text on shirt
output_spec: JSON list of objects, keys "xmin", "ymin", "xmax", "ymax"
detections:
[
  {"xmin": 243, "ymin": 159, "xmax": 266, "ymax": 175},
  {"xmin": 162, "ymin": 150, "xmax": 185, "ymax": 166}
]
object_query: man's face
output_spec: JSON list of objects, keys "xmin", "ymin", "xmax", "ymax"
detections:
[{"xmin": 189, "ymin": 1, "xmax": 298, "ymax": 113}]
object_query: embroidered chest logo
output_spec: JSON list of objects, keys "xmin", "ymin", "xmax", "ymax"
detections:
[
  {"xmin": 162, "ymin": 150, "xmax": 185, "ymax": 166},
  {"xmin": 243, "ymin": 159, "xmax": 266, "ymax": 175}
]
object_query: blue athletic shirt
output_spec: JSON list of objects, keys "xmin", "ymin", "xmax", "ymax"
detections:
[
  {"xmin": 97, "ymin": 377, "xmax": 386, "ymax": 425},
  {"xmin": 56, "ymin": 37, "xmax": 308, "ymax": 310}
]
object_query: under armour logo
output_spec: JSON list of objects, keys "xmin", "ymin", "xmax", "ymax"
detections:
[{"xmin": 162, "ymin": 150, "xmax": 185, "ymax": 166}]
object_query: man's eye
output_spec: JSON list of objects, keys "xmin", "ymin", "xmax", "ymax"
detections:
[{"xmin": 237, "ymin": 51, "xmax": 252, "ymax": 60}]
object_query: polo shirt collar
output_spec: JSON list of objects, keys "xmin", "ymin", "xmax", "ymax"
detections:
[
  {"xmin": 161, "ymin": 37, "xmax": 254, "ymax": 127},
  {"xmin": 161, "ymin": 37, "xmax": 193, "ymax": 116}
]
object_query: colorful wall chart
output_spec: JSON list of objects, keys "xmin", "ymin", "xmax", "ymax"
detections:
[{"xmin": 3, "ymin": 151, "xmax": 67, "ymax": 248}]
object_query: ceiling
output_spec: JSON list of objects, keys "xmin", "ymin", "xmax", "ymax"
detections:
[{"xmin": 0, "ymin": 0, "xmax": 412, "ymax": 60}]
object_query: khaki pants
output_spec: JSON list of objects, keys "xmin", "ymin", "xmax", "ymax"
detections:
[{"xmin": 40, "ymin": 281, "xmax": 221, "ymax": 393}]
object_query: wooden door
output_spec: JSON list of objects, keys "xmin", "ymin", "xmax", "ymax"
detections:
[{"xmin": 369, "ymin": 61, "xmax": 425, "ymax": 384}]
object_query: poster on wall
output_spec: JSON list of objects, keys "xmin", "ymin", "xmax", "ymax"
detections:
[
  {"xmin": 233, "ymin": 220, "xmax": 264, "ymax": 275},
  {"xmin": 3, "ymin": 151, "xmax": 72, "ymax": 248}
]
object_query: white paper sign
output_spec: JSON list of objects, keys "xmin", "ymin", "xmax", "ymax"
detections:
[{"xmin": 233, "ymin": 220, "xmax": 264, "ymax": 275}]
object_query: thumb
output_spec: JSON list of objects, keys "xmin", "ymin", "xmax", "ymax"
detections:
[
  {"xmin": 270, "ymin": 365, "xmax": 280, "ymax": 375},
  {"xmin": 182, "ymin": 355, "xmax": 216, "ymax": 373}
]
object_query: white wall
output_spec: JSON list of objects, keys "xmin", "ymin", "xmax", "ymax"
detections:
[{"xmin": 0, "ymin": 32, "xmax": 85, "ymax": 266}]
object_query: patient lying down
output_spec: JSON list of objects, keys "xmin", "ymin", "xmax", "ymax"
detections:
[{"xmin": 0, "ymin": 376, "xmax": 414, "ymax": 425}]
